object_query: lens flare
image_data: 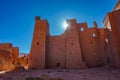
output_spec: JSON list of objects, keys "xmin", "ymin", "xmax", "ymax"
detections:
[{"xmin": 62, "ymin": 21, "xmax": 68, "ymax": 29}]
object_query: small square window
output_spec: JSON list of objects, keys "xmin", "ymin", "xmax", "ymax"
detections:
[
  {"xmin": 71, "ymin": 43, "xmax": 73, "ymax": 46},
  {"xmin": 37, "ymin": 42, "xmax": 39, "ymax": 45},
  {"xmin": 80, "ymin": 27, "xmax": 84, "ymax": 31},
  {"xmin": 92, "ymin": 33, "xmax": 96, "ymax": 37}
]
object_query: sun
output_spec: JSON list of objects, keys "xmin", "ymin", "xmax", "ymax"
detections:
[{"xmin": 62, "ymin": 21, "xmax": 68, "ymax": 29}]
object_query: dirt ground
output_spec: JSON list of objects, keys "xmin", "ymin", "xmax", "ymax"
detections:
[{"xmin": 0, "ymin": 67, "xmax": 120, "ymax": 80}]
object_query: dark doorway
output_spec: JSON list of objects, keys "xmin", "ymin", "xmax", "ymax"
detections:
[
  {"xmin": 56, "ymin": 62, "xmax": 60, "ymax": 67},
  {"xmin": 107, "ymin": 57, "xmax": 110, "ymax": 63}
]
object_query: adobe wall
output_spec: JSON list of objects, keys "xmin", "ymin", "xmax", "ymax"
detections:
[
  {"xmin": 0, "ymin": 50, "xmax": 14, "ymax": 71},
  {"xmin": 104, "ymin": 29, "xmax": 120, "ymax": 67},
  {"xmin": 108, "ymin": 9, "xmax": 120, "ymax": 45},
  {"xmin": 0, "ymin": 43, "xmax": 13, "ymax": 53},
  {"xmin": 29, "ymin": 16, "xmax": 49, "ymax": 69},
  {"xmin": 77, "ymin": 22, "xmax": 107, "ymax": 67},
  {"xmin": 48, "ymin": 35, "xmax": 66, "ymax": 68},
  {"xmin": 29, "ymin": 17, "xmax": 109, "ymax": 69},
  {"xmin": 65, "ymin": 19, "xmax": 86, "ymax": 69},
  {"xmin": 12, "ymin": 47, "xmax": 19, "ymax": 65},
  {"xmin": 18, "ymin": 55, "xmax": 28, "ymax": 68},
  {"xmin": 0, "ymin": 43, "xmax": 19, "ymax": 66},
  {"xmin": 0, "ymin": 43, "xmax": 19, "ymax": 71},
  {"xmin": 107, "ymin": 9, "xmax": 120, "ymax": 67},
  {"xmin": 48, "ymin": 20, "xmax": 107, "ymax": 69},
  {"xmin": 99, "ymin": 29, "xmax": 108, "ymax": 65},
  {"xmin": 102, "ymin": 1, "xmax": 120, "ymax": 68}
]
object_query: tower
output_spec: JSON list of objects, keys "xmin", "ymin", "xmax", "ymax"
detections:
[
  {"xmin": 65, "ymin": 19, "xmax": 86, "ymax": 69},
  {"xmin": 29, "ymin": 16, "xmax": 49, "ymax": 69}
]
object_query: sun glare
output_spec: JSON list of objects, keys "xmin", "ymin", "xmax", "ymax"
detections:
[{"xmin": 63, "ymin": 21, "xmax": 68, "ymax": 29}]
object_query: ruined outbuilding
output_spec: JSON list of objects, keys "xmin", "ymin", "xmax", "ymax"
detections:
[
  {"xmin": 18, "ymin": 54, "xmax": 29, "ymax": 69},
  {"xmin": 0, "ymin": 43, "xmax": 19, "ymax": 71}
]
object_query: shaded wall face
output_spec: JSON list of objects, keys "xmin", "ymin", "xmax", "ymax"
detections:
[
  {"xmin": 99, "ymin": 29, "xmax": 108, "ymax": 65},
  {"xmin": 107, "ymin": 9, "xmax": 120, "ymax": 67},
  {"xmin": 109, "ymin": 10, "xmax": 120, "ymax": 50},
  {"xmin": 48, "ymin": 36, "xmax": 66, "ymax": 68},
  {"xmin": 12, "ymin": 47, "xmax": 19, "ymax": 64},
  {"xmin": 78, "ymin": 23, "xmax": 106, "ymax": 67},
  {"xmin": 105, "ymin": 30, "xmax": 120, "ymax": 67}
]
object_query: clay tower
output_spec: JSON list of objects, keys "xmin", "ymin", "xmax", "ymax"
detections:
[
  {"xmin": 29, "ymin": 16, "xmax": 49, "ymax": 69},
  {"xmin": 65, "ymin": 19, "xmax": 86, "ymax": 69}
]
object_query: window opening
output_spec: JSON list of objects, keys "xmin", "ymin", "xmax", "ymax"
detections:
[
  {"xmin": 80, "ymin": 27, "xmax": 84, "ymax": 31},
  {"xmin": 92, "ymin": 33, "xmax": 96, "ymax": 37}
]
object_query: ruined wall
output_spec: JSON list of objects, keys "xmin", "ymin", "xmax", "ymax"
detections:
[
  {"xmin": 18, "ymin": 55, "xmax": 28, "ymax": 68},
  {"xmin": 108, "ymin": 9, "xmax": 120, "ymax": 54},
  {"xmin": 48, "ymin": 35, "xmax": 66, "ymax": 68},
  {"xmin": 47, "ymin": 20, "xmax": 107, "ymax": 69},
  {"xmin": 29, "ymin": 17, "xmax": 109, "ymax": 69},
  {"xmin": 77, "ymin": 22, "xmax": 107, "ymax": 67},
  {"xmin": 102, "ymin": 0, "xmax": 120, "ymax": 68},
  {"xmin": 0, "ymin": 43, "xmax": 19, "ymax": 64},
  {"xmin": 0, "ymin": 43, "xmax": 19, "ymax": 71},
  {"xmin": 104, "ymin": 29, "xmax": 120, "ymax": 67},
  {"xmin": 0, "ymin": 43, "xmax": 13, "ymax": 53},
  {"xmin": 12, "ymin": 47, "xmax": 19, "ymax": 65},
  {"xmin": 104, "ymin": 9, "xmax": 120, "ymax": 67},
  {"xmin": 0, "ymin": 50, "xmax": 13, "ymax": 71}
]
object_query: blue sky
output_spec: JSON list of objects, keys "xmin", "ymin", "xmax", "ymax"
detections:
[{"xmin": 0, "ymin": 0, "xmax": 118, "ymax": 53}]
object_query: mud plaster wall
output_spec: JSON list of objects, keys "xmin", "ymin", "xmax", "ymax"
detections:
[{"xmin": 48, "ymin": 36, "xmax": 66, "ymax": 68}]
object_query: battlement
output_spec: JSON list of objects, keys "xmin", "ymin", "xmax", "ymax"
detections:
[
  {"xmin": 35, "ymin": 16, "xmax": 40, "ymax": 20},
  {"xmin": 35, "ymin": 16, "xmax": 49, "ymax": 26},
  {"xmin": 67, "ymin": 19, "xmax": 77, "ymax": 25},
  {"xmin": 0, "ymin": 43, "xmax": 13, "ymax": 48}
]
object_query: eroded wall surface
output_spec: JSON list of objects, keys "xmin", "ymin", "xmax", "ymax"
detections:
[
  {"xmin": 103, "ymin": 0, "xmax": 120, "ymax": 68},
  {"xmin": 48, "ymin": 36, "xmax": 66, "ymax": 68},
  {"xmin": 0, "ymin": 43, "xmax": 19, "ymax": 71}
]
